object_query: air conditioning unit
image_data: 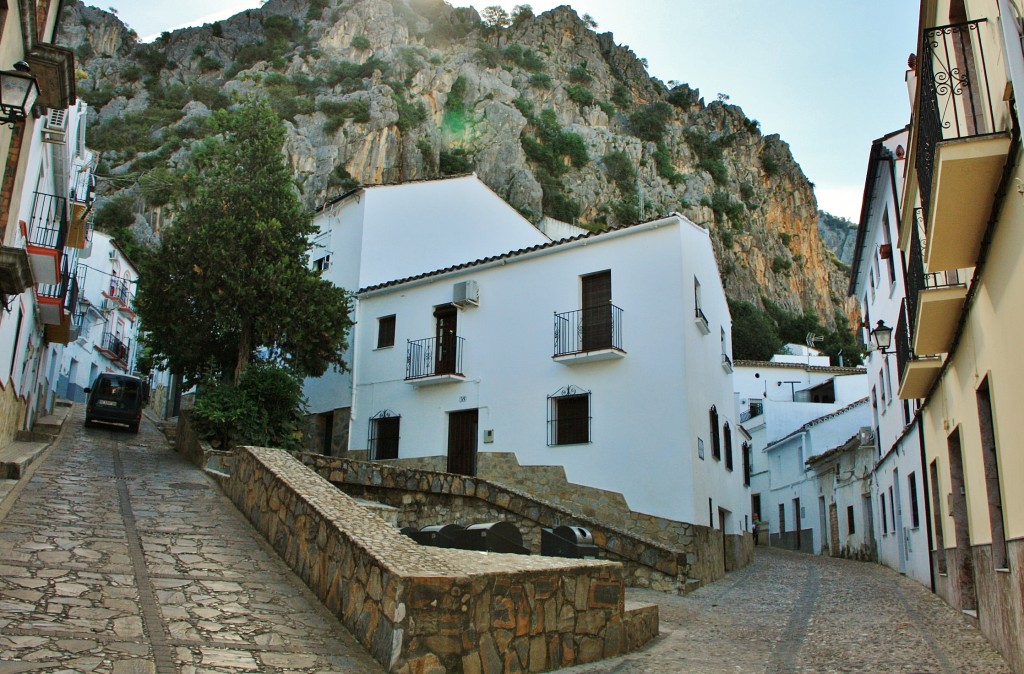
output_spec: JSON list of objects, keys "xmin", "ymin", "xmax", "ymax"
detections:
[
  {"xmin": 452, "ymin": 280, "xmax": 479, "ymax": 307},
  {"xmin": 101, "ymin": 298, "xmax": 118, "ymax": 311},
  {"xmin": 42, "ymin": 109, "xmax": 67, "ymax": 145}
]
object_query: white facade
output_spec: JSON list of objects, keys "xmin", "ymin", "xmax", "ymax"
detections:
[
  {"xmin": 734, "ymin": 357, "xmax": 869, "ymax": 551},
  {"xmin": 57, "ymin": 232, "xmax": 140, "ymax": 401},
  {"xmin": 806, "ymin": 431, "xmax": 877, "ymax": 559},
  {"xmin": 303, "ymin": 175, "xmax": 550, "ymax": 419},
  {"xmin": 848, "ymin": 127, "xmax": 931, "ymax": 587},
  {"xmin": 350, "ymin": 214, "xmax": 748, "ymax": 532}
]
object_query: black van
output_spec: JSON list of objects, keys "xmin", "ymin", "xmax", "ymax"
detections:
[{"xmin": 84, "ymin": 373, "xmax": 145, "ymax": 433}]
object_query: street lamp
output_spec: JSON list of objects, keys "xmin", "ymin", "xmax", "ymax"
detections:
[
  {"xmin": 0, "ymin": 64, "xmax": 40, "ymax": 129},
  {"xmin": 870, "ymin": 319, "xmax": 894, "ymax": 353}
]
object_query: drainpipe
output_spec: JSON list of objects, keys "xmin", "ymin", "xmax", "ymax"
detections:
[{"xmin": 917, "ymin": 413, "xmax": 936, "ymax": 593}]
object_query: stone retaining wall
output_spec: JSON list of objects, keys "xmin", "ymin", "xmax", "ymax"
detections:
[
  {"xmin": 303, "ymin": 454, "xmax": 734, "ymax": 593},
  {"xmin": 226, "ymin": 446, "xmax": 657, "ymax": 673}
]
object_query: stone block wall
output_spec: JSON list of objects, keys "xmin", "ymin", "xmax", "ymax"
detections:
[
  {"xmin": 0, "ymin": 383, "xmax": 27, "ymax": 451},
  {"xmin": 225, "ymin": 446, "xmax": 657, "ymax": 673},
  {"xmin": 303, "ymin": 454, "xmax": 729, "ymax": 593}
]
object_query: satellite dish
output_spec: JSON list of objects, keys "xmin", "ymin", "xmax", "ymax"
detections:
[{"xmin": 805, "ymin": 332, "xmax": 823, "ymax": 347}]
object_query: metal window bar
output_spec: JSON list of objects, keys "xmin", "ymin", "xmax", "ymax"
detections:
[
  {"xmin": 405, "ymin": 335, "xmax": 464, "ymax": 379},
  {"xmin": 895, "ymin": 300, "xmax": 913, "ymax": 385},
  {"xmin": 695, "ymin": 306, "xmax": 709, "ymax": 328},
  {"xmin": 547, "ymin": 388, "xmax": 591, "ymax": 446},
  {"xmin": 27, "ymin": 192, "xmax": 69, "ymax": 250},
  {"xmin": 100, "ymin": 331, "xmax": 131, "ymax": 363},
  {"xmin": 368, "ymin": 411, "xmax": 400, "ymax": 460},
  {"xmin": 69, "ymin": 159, "xmax": 96, "ymax": 205},
  {"xmin": 740, "ymin": 399, "xmax": 764, "ymax": 423},
  {"xmin": 553, "ymin": 304, "xmax": 623, "ymax": 356},
  {"xmin": 37, "ymin": 251, "xmax": 73, "ymax": 302}
]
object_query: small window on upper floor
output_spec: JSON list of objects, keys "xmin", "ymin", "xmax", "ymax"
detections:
[
  {"xmin": 377, "ymin": 315, "xmax": 396, "ymax": 349},
  {"xmin": 694, "ymin": 277, "xmax": 710, "ymax": 334},
  {"xmin": 313, "ymin": 255, "xmax": 331, "ymax": 273}
]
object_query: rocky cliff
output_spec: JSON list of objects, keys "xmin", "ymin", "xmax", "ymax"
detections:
[{"xmin": 61, "ymin": 0, "xmax": 853, "ymax": 325}]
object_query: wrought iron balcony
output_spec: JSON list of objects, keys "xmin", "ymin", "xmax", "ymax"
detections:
[
  {"xmin": 406, "ymin": 335, "xmax": 464, "ymax": 383},
  {"xmin": 25, "ymin": 192, "xmax": 68, "ymax": 285},
  {"xmin": 553, "ymin": 304, "xmax": 624, "ymax": 363},
  {"xmin": 36, "ymin": 251, "xmax": 74, "ymax": 325},
  {"xmin": 105, "ymin": 276, "xmax": 133, "ymax": 311},
  {"xmin": 916, "ymin": 18, "xmax": 1013, "ymax": 271},
  {"xmin": 721, "ymin": 352, "xmax": 734, "ymax": 373},
  {"xmin": 67, "ymin": 160, "xmax": 95, "ymax": 249},
  {"xmin": 740, "ymin": 399, "xmax": 764, "ymax": 423},
  {"xmin": 99, "ymin": 331, "xmax": 131, "ymax": 365},
  {"xmin": 695, "ymin": 306, "xmax": 710, "ymax": 334},
  {"xmin": 905, "ymin": 211, "xmax": 967, "ymax": 355}
]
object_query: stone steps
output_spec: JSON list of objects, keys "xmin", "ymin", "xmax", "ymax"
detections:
[
  {"xmin": 0, "ymin": 441, "xmax": 49, "ymax": 479},
  {"xmin": 624, "ymin": 601, "xmax": 660, "ymax": 651}
]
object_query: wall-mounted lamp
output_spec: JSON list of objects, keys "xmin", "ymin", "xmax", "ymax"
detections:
[
  {"xmin": 870, "ymin": 319, "xmax": 894, "ymax": 354},
  {"xmin": 0, "ymin": 65, "xmax": 40, "ymax": 128}
]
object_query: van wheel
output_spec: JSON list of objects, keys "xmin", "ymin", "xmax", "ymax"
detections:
[
  {"xmin": 84, "ymin": 417, "xmax": 92, "ymax": 427},
  {"xmin": 129, "ymin": 423, "xmax": 140, "ymax": 433}
]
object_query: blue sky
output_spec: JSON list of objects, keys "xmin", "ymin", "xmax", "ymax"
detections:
[{"xmin": 101, "ymin": 0, "xmax": 920, "ymax": 221}]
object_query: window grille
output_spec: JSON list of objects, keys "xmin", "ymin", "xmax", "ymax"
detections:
[
  {"xmin": 547, "ymin": 385, "xmax": 591, "ymax": 445},
  {"xmin": 368, "ymin": 410, "xmax": 400, "ymax": 460}
]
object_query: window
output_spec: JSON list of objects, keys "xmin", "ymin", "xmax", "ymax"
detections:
[
  {"xmin": 377, "ymin": 315, "xmax": 396, "ymax": 349},
  {"xmin": 548, "ymin": 386, "xmax": 590, "ymax": 445},
  {"xmin": 694, "ymin": 276, "xmax": 709, "ymax": 332},
  {"xmin": 888, "ymin": 486, "xmax": 896, "ymax": 532},
  {"xmin": 778, "ymin": 503, "xmax": 786, "ymax": 534},
  {"xmin": 881, "ymin": 493, "xmax": 888, "ymax": 535},
  {"xmin": 847, "ymin": 505, "xmax": 855, "ymax": 535},
  {"xmin": 908, "ymin": 472, "xmax": 920, "ymax": 529},
  {"xmin": 369, "ymin": 411, "xmax": 400, "ymax": 460},
  {"xmin": 709, "ymin": 406, "xmax": 721, "ymax": 461},
  {"xmin": 697, "ymin": 437, "xmax": 705, "ymax": 460},
  {"xmin": 879, "ymin": 369, "xmax": 887, "ymax": 406},
  {"xmin": 742, "ymin": 441, "xmax": 751, "ymax": 486},
  {"xmin": 882, "ymin": 212, "xmax": 896, "ymax": 284},
  {"xmin": 723, "ymin": 423, "xmax": 734, "ymax": 471},
  {"xmin": 314, "ymin": 254, "xmax": 331, "ymax": 272}
]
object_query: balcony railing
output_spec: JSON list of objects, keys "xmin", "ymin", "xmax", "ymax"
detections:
[
  {"xmin": 553, "ymin": 304, "xmax": 624, "ymax": 357},
  {"xmin": 917, "ymin": 18, "xmax": 999, "ymax": 221},
  {"xmin": 406, "ymin": 335, "xmax": 464, "ymax": 380},
  {"xmin": 69, "ymin": 160, "xmax": 96, "ymax": 206},
  {"xmin": 37, "ymin": 251, "xmax": 74, "ymax": 304},
  {"xmin": 740, "ymin": 399, "xmax": 764, "ymax": 423},
  {"xmin": 27, "ymin": 192, "xmax": 69, "ymax": 251},
  {"xmin": 106, "ymin": 277, "xmax": 133, "ymax": 307},
  {"xmin": 99, "ymin": 331, "xmax": 131, "ymax": 364},
  {"xmin": 895, "ymin": 301, "xmax": 913, "ymax": 385}
]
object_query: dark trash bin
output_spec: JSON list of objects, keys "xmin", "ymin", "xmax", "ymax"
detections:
[
  {"xmin": 416, "ymin": 523, "xmax": 466, "ymax": 548},
  {"xmin": 455, "ymin": 521, "xmax": 529, "ymax": 555},
  {"xmin": 541, "ymin": 525, "xmax": 599, "ymax": 558}
]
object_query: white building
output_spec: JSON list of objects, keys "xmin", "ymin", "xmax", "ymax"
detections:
[
  {"xmin": 806, "ymin": 428, "xmax": 877, "ymax": 560},
  {"xmin": 848, "ymin": 127, "xmax": 932, "ymax": 587},
  {"xmin": 302, "ymin": 175, "xmax": 550, "ymax": 453},
  {"xmin": 349, "ymin": 213, "xmax": 748, "ymax": 534},
  {"xmin": 734, "ymin": 354, "xmax": 869, "ymax": 551},
  {"xmin": 57, "ymin": 231, "xmax": 140, "ymax": 401}
]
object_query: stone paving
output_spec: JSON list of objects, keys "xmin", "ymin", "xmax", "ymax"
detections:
[
  {"xmin": 0, "ymin": 406, "xmax": 1016, "ymax": 673},
  {"xmin": 561, "ymin": 546, "xmax": 1014, "ymax": 674},
  {"xmin": 0, "ymin": 406, "xmax": 385, "ymax": 673}
]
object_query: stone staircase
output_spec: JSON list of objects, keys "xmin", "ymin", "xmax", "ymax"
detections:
[{"xmin": 0, "ymin": 400, "xmax": 71, "ymax": 500}]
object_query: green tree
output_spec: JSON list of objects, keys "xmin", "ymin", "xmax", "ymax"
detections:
[
  {"xmin": 135, "ymin": 99, "xmax": 352, "ymax": 385},
  {"xmin": 481, "ymin": 6, "xmax": 511, "ymax": 29}
]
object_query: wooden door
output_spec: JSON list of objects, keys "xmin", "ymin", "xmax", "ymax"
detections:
[
  {"xmin": 434, "ymin": 304, "xmax": 457, "ymax": 375},
  {"xmin": 447, "ymin": 409, "xmax": 478, "ymax": 476},
  {"xmin": 581, "ymin": 271, "xmax": 611, "ymax": 351}
]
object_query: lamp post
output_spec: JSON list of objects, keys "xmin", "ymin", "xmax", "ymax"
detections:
[
  {"xmin": 870, "ymin": 319, "xmax": 894, "ymax": 354},
  {"xmin": 0, "ymin": 66, "xmax": 40, "ymax": 128}
]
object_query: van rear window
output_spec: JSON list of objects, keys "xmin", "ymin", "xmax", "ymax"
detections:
[{"xmin": 96, "ymin": 378, "xmax": 141, "ymax": 401}]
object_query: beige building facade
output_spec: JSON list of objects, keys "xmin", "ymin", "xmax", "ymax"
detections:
[{"xmin": 898, "ymin": 0, "xmax": 1024, "ymax": 669}]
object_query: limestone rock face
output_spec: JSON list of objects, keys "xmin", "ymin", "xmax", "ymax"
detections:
[{"xmin": 59, "ymin": 0, "xmax": 853, "ymax": 325}]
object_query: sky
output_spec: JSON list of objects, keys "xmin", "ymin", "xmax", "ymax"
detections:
[{"xmin": 99, "ymin": 0, "xmax": 920, "ymax": 222}]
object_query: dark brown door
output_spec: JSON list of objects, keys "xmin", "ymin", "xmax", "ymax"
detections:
[
  {"xmin": 947, "ymin": 428, "xmax": 978, "ymax": 611},
  {"xmin": 447, "ymin": 409, "xmax": 478, "ymax": 475},
  {"xmin": 434, "ymin": 304, "xmax": 458, "ymax": 375},
  {"xmin": 794, "ymin": 497, "xmax": 802, "ymax": 551},
  {"xmin": 581, "ymin": 271, "xmax": 611, "ymax": 350}
]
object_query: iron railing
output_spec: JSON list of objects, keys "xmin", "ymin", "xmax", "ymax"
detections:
[
  {"xmin": 740, "ymin": 399, "xmax": 764, "ymax": 423},
  {"xmin": 69, "ymin": 159, "xmax": 96, "ymax": 205},
  {"xmin": 553, "ymin": 304, "xmax": 623, "ymax": 356},
  {"xmin": 100, "ymin": 331, "xmax": 131, "ymax": 363},
  {"xmin": 722, "ymin": 353, "xmax": 734, "ymax": 371},
  {"xmin": 106, "ymin": 276, "xmax": 132, "ymax": 306},
  {"xmin": 37, "ymin": 250, "xmax": 75, "ymax": 303},
  {"xmin": 695, "ymin": 306, "xmax": 710, "ymax": 331},
  {"xmin": 895, "ymin": 300, "xmax": 913, "ymax": 385},
  {"xmin": 406, "ymin": 335, "xmax": 464, "ymax": 380},
  {"xmin": 917, "ymin": 18, "xmax": 1000, "ymax": 221},
  {"xmin": 27, "ymin": 192, "xmax": 68, "ymax": 250},
  {"xmin": 905, "ymin": 209, "xmax": 965, "ymax": 352}
]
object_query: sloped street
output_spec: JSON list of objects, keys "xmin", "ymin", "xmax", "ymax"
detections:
[{"xmin": 0, "ymin": 408, "xmax": 1013, "ymax": 673}]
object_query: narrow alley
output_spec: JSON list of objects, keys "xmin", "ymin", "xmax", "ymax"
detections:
[{"xmin": 0, "ymin": 409, "xmax": 1013, "ymax": 673}]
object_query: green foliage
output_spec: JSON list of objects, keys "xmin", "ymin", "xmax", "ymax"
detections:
[
  {"xmin": 439, "ymin": 148, "xmax": 474, "ymax": 174},
  {"xmin": 603, "ymin": 151, "xmax": 636, "ymax": 194},
  {"xmin": 329, "ymin": 164, "xmax": 359, "ymax": 190},
  {"xmin": 719, "ymin": 227, "xmax": 734, "ymax": 249},
  {"xmin": 568, "ymin": 65, "xmax": 592, "ymax": 84},
  {"xmin": 189, "ymin": 82, "xmax": 230, "ymax": 110},
  {"xmin": 325, "ymin": 57, "xmax": 389, "ymax": 91},
  {"xmin": 612, "ymin": 198, "xmax": 639, "ymax": 224},
  {"xmin": 134, "ymin": 45, "xmax": 168, "ymax": 78},
  {"xmin": 628, "ymin": 102, "xmax": 673, "ymax": 142},
  {"xmin": 89, "ymin": 104, "xmax": 185, "ymax": 157},
  {"xmin": 319, "ymin": 99, "xmax": 370, "ymax": 133},
  {"xmin": 197, "ymin": 56, "xmax": 222, "ymax": 72},
  {"xmin": 191, "ymin": 361, "xmax": 307, "ymax": 450},
  {"xmin": 565, "ymin": 84, "xmax": 595, "ymax": 107},
  {"xmin": 351, "ymin": 35, "xmax": 371, "ymax": 50},
  {"xmin": 683, "ymin": 129, "xmax": 732, "ymax": 185},
  {"xmin": 230, "ymin": 42, "xmax": 274, "ymax": 74},
  {"xmin": 503, "ymin": 43, "xmax": 545, "ymax": 72},
  {"xmin": 529, "ymin": 72, "xmax": 552, "ymax": 89},
  {"xmin": 446, "ymin": 76, "xmax": 468, "ymax": 114},
  {"xmin": 135, "ymin": 99, "xmax": 353, "ymax": 384},
  {"xmin": 307, "ymin": 0, "xmax": 330, "ymax": 19},
  {"xmin": 707, "ymin": 190, "xmax": 744, "ymax": 223},
  {"xmin": 78, "ymin": 84, "xmax": 131, "ymax": 109},
  {"xmin": 728, "ymin": 299, "xmax": 784, "ymax": 361},
  {"xmin": 597, "ymin": 100, "xmax": 615, "ymax": 118},
  {"xmin": 263, "ymin": 73, "xmax": 316, "ymax": 121},
  {"xmin": 520, "ymin": 109, "xmax": 588, "ymax": 177},
  {"xmin": 76, "ymin": 42, "xmax": 94, "ymax": 60},
  {"xmin": 139, "ymin": 168, "xmax": 185, "ymax": 207},
  {"xmin": 481, "ymin": 5, "xmax": 511, "ymax": 28},
  {"xmin": 543, "ymin": 187, "xmax": 580, "ymax": 222},
  {"xmin": 393, "ymin": 92, "xmax": 427, "ymax": 133},
  {"xmin": 653, "ymin": 141, "xmax": 681, "ymax": 183},
  {"xmin": 94, "ymin": 195, "xmax": 136, "ymax": 232},
  {"xmin": 611, "ymin": 82, "xmax": 632, "ymax": 110},
  {"xmin": 513, "ymin": 96, "xmax": 535, "ymax": 120},
  {"xmin": 511, "ymin": 4, "xmax": 535, "ymax": 25},
  {"xmin": 475, "ymin": 41, "xmax": 502, "ymax": 68},
  {"xmin": 772, "ymin": 254, "xmax": 793, "ymax": 274},
  {"xmin": 666, "ymin": 84, "xmax": 698, "ymax": 108}
]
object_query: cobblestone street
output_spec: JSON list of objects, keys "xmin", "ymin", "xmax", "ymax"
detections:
[{"xmin": 0, "ymin": 408, "xmax": 1015, "ymax": 673}]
